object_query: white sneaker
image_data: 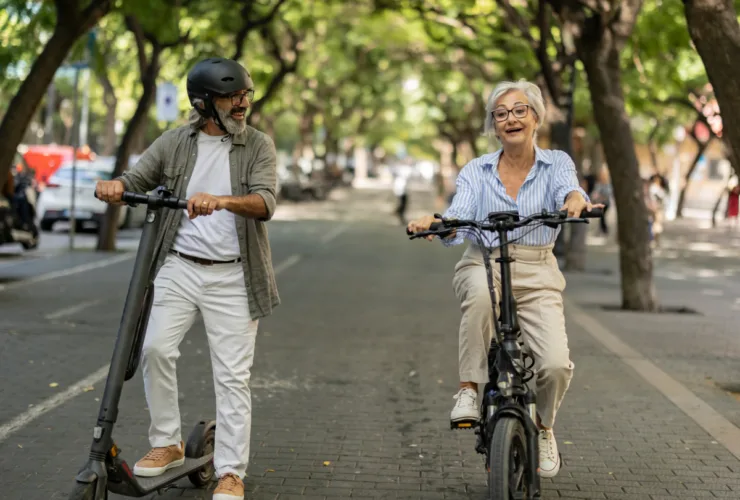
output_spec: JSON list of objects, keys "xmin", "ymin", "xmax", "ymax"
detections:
[
  {"xmin": 538, "ymin": 429, "xmax": 561, "ymax": 478},
  {"xmin": 450, "ymin": 387, "xmax": 479, "ymax": 423}
]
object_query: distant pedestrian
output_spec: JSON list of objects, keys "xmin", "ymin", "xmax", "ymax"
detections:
[
  {"xmin": 392, "ymin": 161, "xmax": 411, "ymax": 225},
  {"xmin": 590, "ymin": 168, "xmax": 612, "ymax": 236},
  {"xmin": 726, "ymin": 184, "xmax": 739, "ymax": 230}
]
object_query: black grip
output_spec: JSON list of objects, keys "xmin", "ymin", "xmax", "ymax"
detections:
[
  {"xmin": 121, "ymin": 192, "xmax": 148, "ymax": 204},
  {"xmin": 406, "ymin": 221, "xmax": 446, "ymax": 236},
  {"xmin": 174, "ymin": 198, "xmax": 189, "ymax": 209},
  {"xmin": 580, "ymin": 207, "xmax": 603, "ymax": 218}
]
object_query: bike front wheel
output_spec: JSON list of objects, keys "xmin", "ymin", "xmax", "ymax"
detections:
[{"xmin": 488, "ymin": 417, "xmax": 532, "ymax": 500}]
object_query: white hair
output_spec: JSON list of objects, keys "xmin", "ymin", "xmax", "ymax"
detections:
[
  {"xmin": 189, "ymin": 98, "xmax": 208, "ymax": 129},
  {"xmin": 483, "ymin": 79, "xmax": 547, "ymax": 143}
]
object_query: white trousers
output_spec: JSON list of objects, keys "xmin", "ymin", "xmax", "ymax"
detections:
[{"xmin": 142, "ymin": 253, "xmax": 258, "ymax": 478}]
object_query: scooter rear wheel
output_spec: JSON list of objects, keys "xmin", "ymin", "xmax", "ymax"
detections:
[{"xmin": 185, "ymin": 420, "xmax": 217, "ymax": 487}]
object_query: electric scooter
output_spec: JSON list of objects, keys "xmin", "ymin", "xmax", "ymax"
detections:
[{"xmin": 68, "ymin": 187, "xmax": 216, "ymax": 500}]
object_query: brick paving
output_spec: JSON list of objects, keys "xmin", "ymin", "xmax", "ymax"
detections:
[{"xmin": 1, "ymin": 187, "xmax": 740, "ymax": 499}]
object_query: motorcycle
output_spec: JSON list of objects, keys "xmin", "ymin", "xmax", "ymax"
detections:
[{"xmin": 0, "ymin": 171, "xmax": 40, "ymax": 250}]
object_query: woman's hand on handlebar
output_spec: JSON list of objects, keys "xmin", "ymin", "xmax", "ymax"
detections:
[
  {"xmin": 407, "ymin": 215, "xmax": 442, "ymax": 241},
  {"xmin": 187, "ymin": 192, "xmax": 223, "ymax": 219},
  {"xmin": 95, "ymin": 180, "xmax": 126, "ymax": 205},
  {"xmin": 561, "ymin": 191, "xmax": 604, "ymax": 218}
]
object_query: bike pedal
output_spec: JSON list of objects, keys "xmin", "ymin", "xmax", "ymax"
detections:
[{"xmin": 450, "ymin": 420, "xmax": 478, "ymax": 430}]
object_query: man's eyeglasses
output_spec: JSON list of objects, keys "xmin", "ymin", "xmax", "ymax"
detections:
[
  {"xmin": 492, "ymin": 104, "xmax": 531, "ymax": 122},
  {"xmin": 226, "ymin": 90, "xmax": 255, "ymax": 106}
]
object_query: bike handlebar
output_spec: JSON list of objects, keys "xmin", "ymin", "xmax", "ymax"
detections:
[
  {"xmin": 94, "ymin": 190, "xmax": 188, "ymax": 210},
  {"xmin": 406, "ymin": 208, "xmax": 604, "ymax": 240}
]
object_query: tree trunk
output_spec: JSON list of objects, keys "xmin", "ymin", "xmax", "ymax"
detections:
[
  {"xmin": 676, "ymin": 138, "xmax": 711, "ymax": 218},
  {"xmin": 648, "ymin": 120, "xmax": 660, "ymax": 169},
  {"xmin": 450, "ymin": 141, "xmax": 460, "ymax": 170},
  {"xmin": 551, "ymin": 117, "xmax": 588, "ymax": 271},
  {"xmin": 292, "ymin": 111, "xmax": 314, "ymax": 165},
  {"xmin": 683, "ymin": 0, "xmax": 740, "ymax": 179},
  {"xmin": 96, "ymin": 48, "xmax": 161, "ymax": 251},
  {"xmin": 0, "ymin": 1, "xmax": 111, "ymax": 191},
  {"xmin": 550, "ymin": 118, "xmax": 571, "ymax": 260},
  {"xmin": 578, "ymin": 30, "xmax": 657, "ymax": 311},
  {"xmin": 97, "ymin": 72, "xmax": 118, "ymax": 156}
]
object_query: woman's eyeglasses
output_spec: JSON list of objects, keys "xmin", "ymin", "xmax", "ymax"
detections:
[{"xmin": 492, "ymin": 104, "xmax": 530, "ymax": 122}]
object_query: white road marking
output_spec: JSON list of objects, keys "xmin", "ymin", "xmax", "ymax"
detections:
[
  {"xmin": 566, "ymin": 298, "xmax": 740, "ymax": 461},
  {"xmin": 0, "ymin": 254, "xmax": 303, "ymax": 444},
  {"xmin": 45, "ymin": 298, "xmax": 104, "ymax": 320},
  {"xmin": 273, "ymin": 254, "xmax": 301, "ymax": 274},
  {"xmin": 0, "ymin": 253, "xmax": 135, "ymax": 292},
  {"xmin": 0, "ymin": 365, "xmax": 110, "ymax": 443},
  {"xmin": 320, "ymin": 224, "xmax": 349, "ymax": 244}
]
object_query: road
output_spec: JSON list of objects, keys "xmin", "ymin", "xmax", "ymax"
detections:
[{"xmin": 2, "ymin": 185, "xmax": 740, "ymax": 499}]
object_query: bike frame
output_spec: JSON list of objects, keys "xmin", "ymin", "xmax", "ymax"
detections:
[{"xmin": 475, "ymin": 213, "xmax": 541, "ymax": 498}]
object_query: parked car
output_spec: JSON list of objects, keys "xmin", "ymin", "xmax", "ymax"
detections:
[{"xmin": 36, "ymin": 157, "xmax": 146, "ymax": 232}]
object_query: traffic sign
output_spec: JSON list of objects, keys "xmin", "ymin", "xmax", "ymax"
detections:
[{"xmin": 156, "ymin": 82, "xmax": 179, "ymax": 122}]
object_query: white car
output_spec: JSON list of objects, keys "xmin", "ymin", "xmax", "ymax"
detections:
[{"xmin": 37, "ymin": 157, "xmax": 145, "ymax": 232}]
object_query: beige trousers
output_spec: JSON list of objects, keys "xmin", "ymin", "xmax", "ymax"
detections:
[{"xmin": 452, "ymin": 244, "xmax": 574, "ymax": 428}]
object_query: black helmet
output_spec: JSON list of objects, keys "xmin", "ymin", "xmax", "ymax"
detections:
[
  {"xmin": 187, "ymin": 57, "xmax": 253, "ymax": 103},
  {"xmin": 187, "ymin": 57, "xmax": 254, "ymax": 130}
]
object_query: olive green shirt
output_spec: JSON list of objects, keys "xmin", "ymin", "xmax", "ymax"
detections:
[{"xmin": 116, "ymin": 124, "xmax": 280, "ymax": 319}]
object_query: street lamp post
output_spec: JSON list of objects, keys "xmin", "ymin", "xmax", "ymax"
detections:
[
  {"xmin": 64, "ymin": 29, "xmax": 95, "ymax": 250},
  {"xmin": 66, "ymin": 61, "xmax": 89, "ymax": 250}
]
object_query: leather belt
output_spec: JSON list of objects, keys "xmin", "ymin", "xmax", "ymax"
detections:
[{"xmin": 170, "ymin": 250, "xmax": 241, "ymax": 266}]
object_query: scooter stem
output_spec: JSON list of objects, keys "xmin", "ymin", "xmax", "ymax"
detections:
[{"xmin": 88, "ymin": 207, "xmax": 164, "ymax": 457}]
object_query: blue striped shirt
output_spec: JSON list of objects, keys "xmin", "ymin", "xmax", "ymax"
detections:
[{"xmin": 442, "ymin": 147, "xmax": 589, "ymax": 248}]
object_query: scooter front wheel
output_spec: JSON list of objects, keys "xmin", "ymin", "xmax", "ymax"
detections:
[{"xmin": 68, "ymin": 481, "xmax": 106, "ymax": 500}]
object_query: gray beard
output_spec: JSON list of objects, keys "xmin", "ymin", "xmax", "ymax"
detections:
[{"xmin": 215, "ymin": 106, "xmax": 247, "ymax": 135}]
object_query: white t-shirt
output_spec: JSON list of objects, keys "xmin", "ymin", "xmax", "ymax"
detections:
[{"xmin": 171, "ymin": 131, "xmax": 241, "ymax": 261}]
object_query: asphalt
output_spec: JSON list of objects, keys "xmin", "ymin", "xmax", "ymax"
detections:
[{"xmin": 2, "ymin": 185, "xmax": 740, "ymax": 500}]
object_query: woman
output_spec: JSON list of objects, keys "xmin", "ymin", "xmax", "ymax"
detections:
[
  {"xmin": 590, "ymin": 167, "xmax": 612, "ymax": 236},
  {"xmin": 407, "ymin": 80, "xmax": 601, "ymax": 478}
]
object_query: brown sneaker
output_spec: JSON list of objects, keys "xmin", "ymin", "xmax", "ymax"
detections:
[
  {"xmin": 132, "ymin": 441, "xmax": 185, "ymax": 477},
  {"xmin": 213, "ymin": 473, "xmax": 244, "ymax": 500}
]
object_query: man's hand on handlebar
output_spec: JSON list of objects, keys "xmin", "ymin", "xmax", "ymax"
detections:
[
  {"xmin": 187, "ymin": 192, "xmax": 223, "ymax": 219},
  {"xmin": 561, "ymin": 191, "xmax": 604, "ymax": 218},
  {"xmin": 95, "ymin": 180, "xmax": 126, "ymax": 205}
]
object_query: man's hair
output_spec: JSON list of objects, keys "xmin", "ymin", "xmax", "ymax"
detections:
[
  {"xmin": 189, "ymin": 98, "xmax": 208, "ymax": 130},
  {"xmin": 483, "ymin": 79, "xmax": 547, "ymax": 145}
]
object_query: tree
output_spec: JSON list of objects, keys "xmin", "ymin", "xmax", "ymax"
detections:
[
  {"xmin": 96, "ymin": 5, "xmax": 192, "ymax": 251},
  {"xmin": 0, "ymin": 0, "xmax": 112, "ymax": 192},
  {"xmin": 682, "ymin": 0, "xmax": 740, "ymax": 179},
  {"xmin": 549, "ymin": 0, "xmax": 657, "ymax": 310}
]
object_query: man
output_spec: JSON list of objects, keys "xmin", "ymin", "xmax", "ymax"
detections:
[
  {"xmin": 392, "ymin": 160, "xmax": 410, "ymax": 225},
  {"xmin": 96, "ymin": 57, "xmax": 279, "ymax": 500}
]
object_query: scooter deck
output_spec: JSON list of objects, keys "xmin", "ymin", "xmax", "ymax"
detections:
[{"xmin": 108, "ymin": 453, "xmax": 213, "ymax": 496}]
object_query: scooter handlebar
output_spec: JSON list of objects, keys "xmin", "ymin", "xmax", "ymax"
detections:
[{"xmin": 94, "ymin": 190, "xmax": 188, "ymax": 209}]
